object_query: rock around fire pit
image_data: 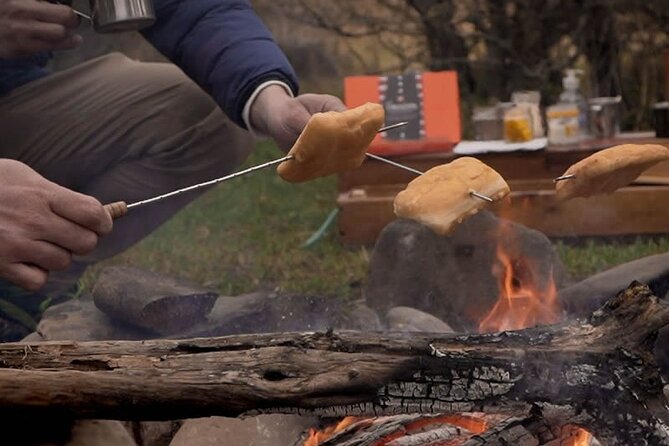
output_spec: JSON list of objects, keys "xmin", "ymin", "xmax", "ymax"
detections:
[{"xmin": 365, "ymin": 212, "xmax": 569, "ymax": 333}]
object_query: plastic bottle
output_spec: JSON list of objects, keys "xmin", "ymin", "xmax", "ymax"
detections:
[
  {"xmin": 546, "ymin": 104, "xmax": 580, "ymax": 145},
  {"xmin": 558, "ymin": 69, "xmax": 588, "ymax": 138}
]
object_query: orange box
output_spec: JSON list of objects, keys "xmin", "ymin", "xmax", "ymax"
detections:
[{"xmin": 344, "ymin": 71, "xmax": 461, "ymax": 156}]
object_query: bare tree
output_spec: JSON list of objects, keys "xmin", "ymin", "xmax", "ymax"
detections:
[{"xmin": 255, "ymin": 0, "xmax": 667, "ymax": 129}]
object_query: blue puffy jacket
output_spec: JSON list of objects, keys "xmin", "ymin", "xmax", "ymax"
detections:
[{"xmin": 0, "ymin": 0, "xmax": 299, "ymax": 128}]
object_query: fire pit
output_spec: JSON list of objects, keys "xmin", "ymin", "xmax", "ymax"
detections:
[
  {"xmin": 300, "ymin": 215, "xmax": 601, "ymax": 446},
  {"xmin": 1, "ymin": 213, "xmax": 668, "ymax": 445},
  {"xmin": 0, "ymin": 281, "xmax": 666, "ymax": 444}
]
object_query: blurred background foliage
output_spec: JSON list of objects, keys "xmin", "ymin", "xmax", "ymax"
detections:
[
  {"xmin": 253, "ymin": 0, "xmax": 669, "ymax": 133},
  {"xmin": 55, "ymin": 0, "xmax": 669, "ymax": 133}
]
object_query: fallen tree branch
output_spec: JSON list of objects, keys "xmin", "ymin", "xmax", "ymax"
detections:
[{"xmin": 0, "ymin": 282, "xmax": 666, "ymax": 444}]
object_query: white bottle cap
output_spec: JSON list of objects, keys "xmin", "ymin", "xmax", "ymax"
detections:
[{"xmin": 563, "ymin": 69, "xmax": 582, "ymax": 90}]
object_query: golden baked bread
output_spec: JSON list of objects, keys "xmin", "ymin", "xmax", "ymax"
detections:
[
  {"xmin": 277, "ymin": 102, "xmax": 385, "ymax": 182},
  {"xmin": 393, "ymin": 157, "xmax": 510, "ymax": 235},
  {"xmin": 555, "ymin": 144, "xmax": 669, "ymax": 200}
]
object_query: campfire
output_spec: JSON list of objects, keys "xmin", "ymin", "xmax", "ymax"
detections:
[
  {"xmin": 302, "ymin": 219, "xmax": 598, "ymax": 446},
  {"xmin": 0, "ymin": 279, "xmax": 666, "ymax": 445},
  {"xmin": 477, "ymin": 221, "xmax": 593, "ymax": 445},
  {"xmin": 0, "ymin": 216, "xmax": 667, "ymax": 445}
]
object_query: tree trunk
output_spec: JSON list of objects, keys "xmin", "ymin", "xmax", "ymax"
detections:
[{"xmin": 0, "ymin": 282, "xmax": 667, "ymax": 444}]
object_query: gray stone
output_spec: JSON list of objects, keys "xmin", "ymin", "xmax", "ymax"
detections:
[
  {"xmin": 558, "ymin": 252, "xmax": 669, "ymax": 317},
  {"xmin": 386, "ymin": 306, "xmax": 454, "ymax": 333},
  {"xmin": 66, "ymin": 420, "xmax": 137, "ymax": 446},
  {"xmin": 35, "ymin": 294, "xmax": 151, "ymax": 341},
  {"xmin": 123, "ymin": 421, "xmax": 183, "ymax": 446},
  {"xmin": 365, "ymin": 212, "xmax": 568, "ymax": 332},
  {"xmin": 21, "ymin": 331, "xmax": 45, "ymax": 342},
  {"xmin": 178, "ymin": 292, "xmax": 370, "ymax": 337},
  {"xmin": 169, "ymin": 415, "xmax": 317, "ymax": 446},
  {"xmin": 92, "ymin": 266, "xmax": 219, "ymax": 336},
  {"xmin": 338, "ymin": 302, "xmax": 384, "ymax": 331}
]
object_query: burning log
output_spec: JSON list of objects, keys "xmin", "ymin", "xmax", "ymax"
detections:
[
  {"xmin": 0, "ymin": 282, "xmax": 666, "ymax": 445},
  {"xmin": 313, "ymin": 414, "xmax": 481, "ymax": 446}
]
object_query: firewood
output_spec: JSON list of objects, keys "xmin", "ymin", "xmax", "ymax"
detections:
[{"xmin": 0, "ymin": 282, "xmax": 666, "ymax": 445}]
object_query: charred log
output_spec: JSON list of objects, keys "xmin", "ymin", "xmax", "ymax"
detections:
[{"xmin": 0, "ymin": 282, "xmax": 666, "ymax": 445}]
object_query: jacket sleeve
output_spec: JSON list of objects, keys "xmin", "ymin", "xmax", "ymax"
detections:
[{"xmin": 142, "ymin": 0, "xmax": 299, "ymax": 128}]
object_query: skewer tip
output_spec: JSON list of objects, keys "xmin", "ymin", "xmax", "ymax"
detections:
[
  {"xmin": 553, "ymin": 174, "xmax": 576, "ymax": 182},
  {"xmin": 378, "ymin": 121, "xmax": 410, "ymax": 133},
  {"xmin": 470, "ymin": 191, "xmax": 494, "ymax": 202}
]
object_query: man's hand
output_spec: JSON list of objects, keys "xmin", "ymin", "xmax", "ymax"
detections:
[
  {"xmin": 0, "ymin": 159, "xmax": 112, "ymax": 291},
  {"xmin": 249, "ymin": 85, "xmax": 346, "ymax": 151},
  {"xmin": 0, "ymin": 0, "xmax": 81, "ymax": 58}
]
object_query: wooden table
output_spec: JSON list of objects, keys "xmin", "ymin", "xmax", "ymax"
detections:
[{"xmin": 336, "ymin": 133, "xmax": 669, "ymax": 246}]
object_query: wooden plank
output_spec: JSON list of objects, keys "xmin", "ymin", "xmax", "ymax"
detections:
[
  {"xmin": 336, "ymin": 183, "xmax": 669, "ymax": 246},
  {"xmin": 338, "ymin": 136, "xmax": 669, "ymax": 192},
  {"xmin": 545, "ymin": 134, "xmax": 669, "ymax": 173},
  {"xmin": 337, "ymin": 186, "xmax": 400, "ymax": 246},
  {"xmin": 491, "ymin": 186, "xmax": 669, "ymax": 237},
  {"xmin": 338, "ymin": 151, "xmax": 552, "ymax": 192}
]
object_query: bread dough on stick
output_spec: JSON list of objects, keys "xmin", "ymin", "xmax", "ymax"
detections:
[
  {"xmin": 277, "ymin": 102, "xmax": 385, "ymax": 182},
  {"xmin": 555, "ymin": 144, "xmax": 669, "ymax": 200},
  {"xmin": 394, "ymin": 157, "xmax": 510, "ymax": 235}
]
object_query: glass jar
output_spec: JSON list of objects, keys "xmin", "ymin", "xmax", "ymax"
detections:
[
  {"xmin": 472, "ymin": 105, "xmax": 503, "ymax": 140},
  {"xmin": 503, "ymin": 106, "xmax": 533, "ymax": 142}
]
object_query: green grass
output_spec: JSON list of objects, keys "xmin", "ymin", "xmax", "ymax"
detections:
[
  {"xmin": 556, "ymin": 237, "xmax": 669, "ymax": 282},
  {"xmin": 84, "ymin": 141, "xmax": 370, "ymax": 298},
  {"xmin": 83, "ymin": 140, "xmax": 669, "ymax": 297}
]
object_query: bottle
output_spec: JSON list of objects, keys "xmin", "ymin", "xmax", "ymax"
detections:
[
  {"xmin": 546, "ymin": 104, "xmax": 580, "ymax": 145},
  {"xmin": 559, "ymin": 69, "xmax": 588, "ymax": 138}
]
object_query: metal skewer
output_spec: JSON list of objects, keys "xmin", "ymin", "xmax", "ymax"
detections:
[
  {"xmin": 126, "ymin": 155, "xmax": 293, "ymax": 210},
  {"xmin": 126, "ymin": 122, "xmax": 406, "ymax": 210},
  {"xmin": 73, "ymin": 9, "xmax": 92, "ymax": 21},
  {"xmin": 365, "ymin": 153, "xmax": 424, "ymax": 176},
  {"xmin": 554, "ymin": 174, "xmax": 576, "ymax": 182},
  {"xmin": 370, "ymin": 124, "xmax": 494, "ymax": 202},
  {"xmin": 104, "ymin": 121, "xmax": 494, "ymax": 219},
  {"xmin": 53, "ymin": 1, "xmax": 92, "ymax": 21},
  {"xmin": 469, "ymin": 191, "xmax": 494, "ymax": 202}
]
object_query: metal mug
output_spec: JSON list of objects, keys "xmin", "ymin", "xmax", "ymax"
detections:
[
  {"xmin": 89, "ymin": 0, "xmax": 156, "ymax": 33},
  {"xmin": 588, "ymin": 96, "xmax": 622, "ymax": 139}
]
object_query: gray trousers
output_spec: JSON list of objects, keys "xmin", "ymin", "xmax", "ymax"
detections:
[{"xmin": 0, "ymin": 53, "xmax": 254, "ymax": 297}]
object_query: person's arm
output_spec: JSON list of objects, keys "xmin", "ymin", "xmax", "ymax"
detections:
[{"xmin": 141, "ymin": 0, "xmax": 299, "ymax": 130}]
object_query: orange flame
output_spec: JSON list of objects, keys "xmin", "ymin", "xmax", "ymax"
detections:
[
  {"xmin": 478, "ymin": 221, "xmax": 561, "ymax": 333},
  {"xmin": 572, "ymin": 428, "xmax": 592, "ymax": 445},
  {"xmin": 304, "ymin": 416, "xmax": 360, "ymax": 446},
  {"xmin": 478, "ymin": 246, "xmax": 560, "ymax": 332}
]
